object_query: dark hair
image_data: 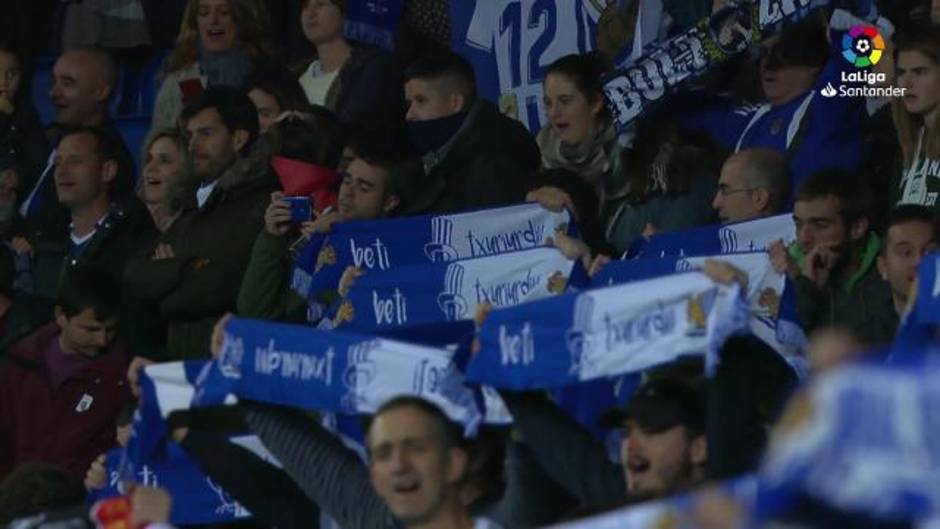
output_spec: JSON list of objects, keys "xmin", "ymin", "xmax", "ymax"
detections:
[
  {"xmin": 762, "ymin": 17, "xmax": 828, "ymax": 71},
  {"xmin": 0, "ymin": 246, "xmax": 13, "ymax": 299},
  {"xmin": 302, "ymin": 0, "xmax": 346, "ymax": 13},
  {"xmin": 794, "ymin": 168, "xmax": 874, "ymax": 226},
  {"xmin": 545, "ymin": 53, "xmax": 610, "ymax": 118},
  {"xmin": 242, "ymin": 66, "xmax": 309, "ymax": 113},
  {"xmin": 56, "ymin": 267, "xmax": 121, "ymax": 321},
  {"xmin": 882, "ymin": 204, "xmax": 938, "ymax": 246},
  {"xmin": 403, "ymin": 52, "xmax": 477, "ymax": 106},
  {"xmin": 269, "ymin": 106, "xmax": 345, "ymax": 168},
  {"xmin": 365, "ymin": 396, "xmax": 465, "ymax": 451},
  {"xmin": 181, "ymin": 86, "xmax": 260, "ymax": 148},
  {"xmin": 346, "ymin": 132, "xmax": 415, "ymax": 203},
  {"xmin": 58, "ymin": 125, "xmax": 124, "ymax": 165},
  {"xmin": 0, "ymin": 46, "xmax": 29, "ymax": 108},
  {"xmin": 0, "ymin": 463, "xmax": 86, "ymax": 525},
  {"xmin": 531, "ymin": 168, "xmax": 617, "ymax": 257}
]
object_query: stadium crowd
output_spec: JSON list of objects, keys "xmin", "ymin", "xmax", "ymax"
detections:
[{"xmin": 0, "ymin": 0, "xmax": 939, "ymax": 527}]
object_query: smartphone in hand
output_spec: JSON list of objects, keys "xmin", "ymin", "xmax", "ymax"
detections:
[{"xmin": 283, "ymin": 196, "xmax": 313, "ymax": 224}]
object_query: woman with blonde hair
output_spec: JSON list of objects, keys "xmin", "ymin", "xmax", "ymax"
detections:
[
  {"xmin": 893, "ymin": 25, "xmax": 940, "ymax": 212},
  {"xmin": 138, "ymin": 129, "xmax": 188, "ymax": 231},
  {"xmin": 150, "ymin": 0, "xmax": 274, "ymax": 133}
]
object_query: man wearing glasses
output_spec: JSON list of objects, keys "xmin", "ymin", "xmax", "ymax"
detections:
[{"xmin": 712, "ymin": 148, "xmax": 790, "ymax": 224}]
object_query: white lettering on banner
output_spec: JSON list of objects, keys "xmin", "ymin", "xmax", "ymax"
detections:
[
  {"xmin": 138, "ymin": 465, "xmax": 159, "ymax": 487},
  {"xmin": 254, "ymin": 340, "xmax": 335, "ymax": 386},
  {"xmin": 473, "ymin": 269, "xmax": 541, "ymax": 306},
  {"xmin": 465, "ymin": 220, "xmax": 546, "ymax": 258},
  {"xmin": 350, "ymin": 238, "xmax": 391, "ymax": 270},
  {"xmin": 372, "ymin": 288, "xmax": 408, "ymax": 325},
  {"xmin": 413, "ymin": 358, "xmax": 446, "ymax": 395},
  {"xmin": 499, "ymin": 323, "xmax": 535, "ymax": 367},
  {"xmin": 604, "ymin": 305, "xmax": 678, "ymax": 352}
]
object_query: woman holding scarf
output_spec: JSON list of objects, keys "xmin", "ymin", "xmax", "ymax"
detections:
[{"xmin": 533, "ymin": 53, "xmax": 717, "ymax": 255}]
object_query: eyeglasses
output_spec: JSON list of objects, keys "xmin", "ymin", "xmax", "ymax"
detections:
[{"xmin": 717, "ymin": 185, "xmax": 756, "ymax": 197}]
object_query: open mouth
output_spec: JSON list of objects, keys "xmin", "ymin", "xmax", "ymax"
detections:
[
  {"xmin": 205, "ymin": 29, "xmax": 227, "ymax": 40},
  {"xmin": 553, "ymin": 122, "xmax": 571, "ymax": 134},
  {"xmin": 627, "ymin": 456, "xmax": 651, "ymax": 476},
  {"xmin": 393, "ymin": 479, "xmax": 421, "ymax": 495},
  {"xmin": 145, "ymin": 177, "xmax": 164, "ymax": 187}
]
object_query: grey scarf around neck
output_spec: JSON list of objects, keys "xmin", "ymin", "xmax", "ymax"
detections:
[{"xmin": 198, "ymin": 47, "xmax": 254, "ymax": 88}]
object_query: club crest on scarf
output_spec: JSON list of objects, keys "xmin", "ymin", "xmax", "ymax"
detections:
[
  {"xmin": 547, "ymin": 271, "xmax": 567, "ymax": 294},
  {"xmin": 333, "ymin": 299, "xmax": 356, "ymax": 326},
  {"xmin": 758, "ymin": 287, "xmax": 782, "ymax": 320},
  {"xmin": 686, "ymin": 289, "xmax": 717, "ymax": 337},
  {"xmin": 218, "ymin": 333, "xmax": 244, "ymax": 380},
  {"xmin": 316, "ymin": 243, "xmax": 337, "ymax": 273}
]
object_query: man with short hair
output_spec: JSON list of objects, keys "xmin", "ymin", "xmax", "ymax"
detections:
[
  {"xmin": 712, "ymin": 148, "xmax": 790, "ymax": 223},
  {"xmin": 607, "ymin": 380, "xmax": 708, "ymax": 500},
  {"xmin": 0, "ymin": 268, "xmax": 131, "ymax": 480},
  {"xmin": 240, "ymin": 395, "xmax": 506, "ymax": 529},
  {"xmin": 124, "ymin": 86, "xmax": 276, "ymax": 360},
  {"xmin": 366, "ymin": 397, "xmax": 483, "ymax": 529},
  {"xmin": 403, "ymin": 52, "xmax": 540, "ymax": 214},
  {"xmin": 769, "ymin": 169, "xmax": 896, "ymax": 343},
  {"xmin": 497, "ymin": 365, "xmax": 709, "ymax": 509},
  {"xmin": 238, "ymin": 139, "xmax": 409, "ymax": 321},
  {"xmin": 877, "ymin": 205, "xmax": 938, "ymax": 317},
  {"xmin": 16, "ymin": 127, "xmax": 155, "ymax": 302},
  {"xmin": 18, "ymin": 47, "xmax": 135, "ymax": 221}
]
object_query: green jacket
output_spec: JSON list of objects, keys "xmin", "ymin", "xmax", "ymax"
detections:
[
  {"xmin": 124, "ymin": 144, "xmax": 277, "ymax": 360},
  {"xmin": 789, "ymin": 233, "xmax": 898, "ymax": 344},
  {"xmin": 236, "ymin": 231, "xmax": 307, "ymax": 323}
]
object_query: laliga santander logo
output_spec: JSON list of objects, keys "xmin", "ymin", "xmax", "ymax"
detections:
[
  {"xmin": 842, "ymin": 25, "xmax": 885, "ymax": 68},
  {"xmin": 822, "ymin": 25, "xmax": 905, "ymax": 99}
]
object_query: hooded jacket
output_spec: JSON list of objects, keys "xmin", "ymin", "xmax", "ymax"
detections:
[
  {"xmin": 124, "ymin": 142, "xmax": 277, "ymax": 360},
  {"xmin": 789, "ymin": 233, "xmax": 898, "ymax": 344}
]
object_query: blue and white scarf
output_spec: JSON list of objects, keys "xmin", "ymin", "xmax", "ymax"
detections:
[
  {"xmin": 343, "ymin": 0, "xmax": 405, "ymax": 50},
  {"xmin": 333, "ymin": 247, "xmax": 577, "ymax": 332},
  {"xmin": 465, "ymin": 272, "xmax": 748, "ymax": 389},
  {"xmin": 625, "ymin": 214, "xmax": 795, "ymax": 259},
  {"xmin": 117, "ymin": 363, "xmax": 274, "ymax": 524},
  {"xmin": 758, "ymin": 361, "xmax": 940, "ymax": 522},
  {"xmin": 93, "ymin": 436, "xmax": 279, "ymax": 525},
  {"xmin": 291, "ymin": 203, "xmax": 574, "ymax": 303},
  {"xmin": 594, "ymin": 252, "xmax": 807, "ymax": 371},
  {"xmin": 193, "ymin": 317, "xmax": 487, "ymax": 435},
  {"xmin": 602, "ymin": 0, "xmax": 854, "ymax": 131}
]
